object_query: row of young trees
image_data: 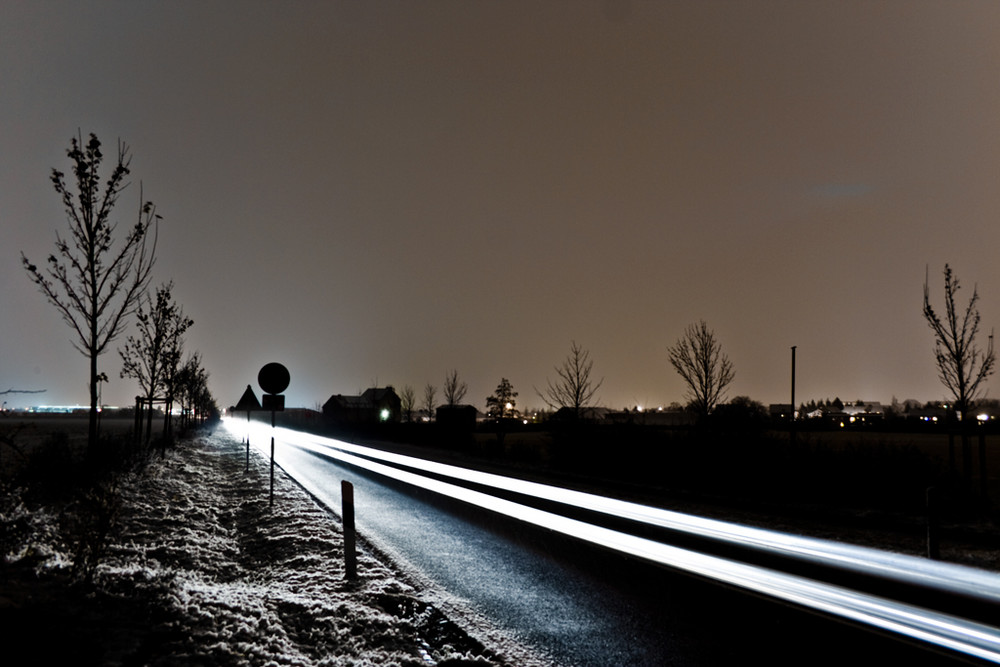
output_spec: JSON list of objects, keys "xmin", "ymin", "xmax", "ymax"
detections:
[{"xmin": 21, "ymin": 132, "xmax": 215, "ymax": 452}]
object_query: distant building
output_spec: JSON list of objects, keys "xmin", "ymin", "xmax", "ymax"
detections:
[
  {"xmin": 435, "ymin": 404, "xmax": 478, "ymax": 431},
  {"xmin": 322, "ymin": 387, "xmax": 401, "ymax": 425},
  {"xmin": 802, "ymin": 400, "xmax": 884, "ymax": 426}
]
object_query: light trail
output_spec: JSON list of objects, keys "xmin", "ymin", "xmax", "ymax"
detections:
[{"xmin": 225, "ymin": 418, "xmax": 1000, "ymax": 663}]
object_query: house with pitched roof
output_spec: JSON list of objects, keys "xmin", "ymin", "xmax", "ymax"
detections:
[{"xmin": 322, "ymin": 387, "xmax": 401, "ymax": 425}]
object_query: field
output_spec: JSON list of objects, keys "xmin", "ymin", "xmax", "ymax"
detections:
[
  {"xmin": 346, "ymin": 421, "xmax": 1000, "ymax": 571},
  {"xmin": 5, "ymin": 415, "xmax": 999, "ymax": 573}
]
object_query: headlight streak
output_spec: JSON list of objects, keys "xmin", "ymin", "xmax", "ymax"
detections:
[{"xmin": 224, "ymin": 419, "xmax": 1000, "ymax": 662}]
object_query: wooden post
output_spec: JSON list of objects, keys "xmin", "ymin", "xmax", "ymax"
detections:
[
  {"xmin": 926, "ymin": 486, "xmax": 940, "ymax": 560},
  {"xmin": 342, "ymin": 480, "xmax": 357, "ymax": 580}
]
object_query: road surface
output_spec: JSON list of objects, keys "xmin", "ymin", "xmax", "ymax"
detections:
[{"xmin": 228, "ymin": 420, "xmax": 987, "ymax": 666}]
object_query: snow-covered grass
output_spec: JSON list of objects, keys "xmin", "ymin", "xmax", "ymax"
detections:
[{"xmin": 1, "ymin": 427, "xmax": 550, "ymax": 666}]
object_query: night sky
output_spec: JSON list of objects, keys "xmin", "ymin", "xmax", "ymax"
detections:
[{"xmin": 3, "ymin": 1, "xmax": 1000, "ymax": 412}]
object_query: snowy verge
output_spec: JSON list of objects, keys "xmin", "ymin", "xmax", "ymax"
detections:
[{"xmin": 2, "ymin": 428, "xmax": 553, "ymax": 667}]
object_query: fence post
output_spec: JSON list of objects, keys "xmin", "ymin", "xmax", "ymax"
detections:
[
  {"xmin": 926, "ymin": 486, "xmax": 940, "ymax": 560},
  {"xmin": 342, "ymin": 480, "xmax": 357, "ymax": 580}
]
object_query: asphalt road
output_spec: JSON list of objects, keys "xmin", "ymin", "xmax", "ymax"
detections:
[{"xmin": 237, "ymin": 424, "xmax": 982, "ymax": 666}]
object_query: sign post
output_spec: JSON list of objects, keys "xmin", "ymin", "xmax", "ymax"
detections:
[
  {"xmin": 258, "ymin": 362, "xmax": 289, "ymax": 507},
  {"xmin": 342, "ymin": 480, "xmax": 357, "ymax": 580},
  {"xmin": 234, "ymin": 384, "xmax": 262, "ymax": 472}
]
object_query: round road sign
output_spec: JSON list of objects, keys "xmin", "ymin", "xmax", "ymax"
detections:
[{"xmin": 258, "ymin": 362, "xmax": 290, "ymax": 395}]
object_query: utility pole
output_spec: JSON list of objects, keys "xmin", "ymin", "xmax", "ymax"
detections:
[{"xmin": 791, "ymin": 345, "xmax": 797, "ymax": 447}]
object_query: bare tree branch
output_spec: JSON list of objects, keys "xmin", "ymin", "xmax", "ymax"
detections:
[
  {"xmin": 422, "ymin": 383, "xmax": 437, "ymax": 421},
  {"xmin": 22, "ymin": 132, "xmax": 159, "ymax": 451},
  {"xmin": 667, "ymin": 320, "xmax": 735, "ymax": 418},
  {"xmin": 923, "ymin": 264, "xmax": 995, "ymax": 419},
  {"xmin": 536, "ymin": 341, "xmax": 603, "ymax": 418},
  {"xmin": 443, "ymin": 369, "xmax": 468, "ymax": 406}
]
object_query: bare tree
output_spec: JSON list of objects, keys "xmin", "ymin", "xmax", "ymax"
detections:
[
  {"xmin": 667, "ymin": 320, "xmax": 735, "ymax": 418},
  {"xmin": 22, "ymin": 133, "xmax": 158, "ymax": 451},
  {"xmin": 443, "ymin": 369, "xmax": 468, "ymax": 406},
  {"xmin": 537, "ymin": 341, "xmax": 603, "ymax": 419},
  {"xmin": 422, "ymin": 383, "xmax": 437, "ymax": 421},
  {"xmin": 923, "ymin": 265, "xmax": 995, "ymax": 420},
  {"xmin": 118, "ymin": 282, "xmax": 192, "ymax": 444},
  {"xmin": 399, "ymin": 385, "xmax": 416, "ymax": 422},
  {"xmin": 923, "ymin": 264, "xmax": 995, "ymax": 479}
]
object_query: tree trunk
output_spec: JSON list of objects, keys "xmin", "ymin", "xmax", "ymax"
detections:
[
  {"xmin": 163, "ymin": 397, "xmax": 173, "ymax": 440},
  {"xmin": 145, "ymin": 393, "xmax": 155, "ymax": 445},
  {"xmin": 979, "ymin": 430, "xmax": 988, "ymax": 501},
  {"xmin": 89, "ymin": 351, "xmax": 99, "ymax": 453},
  {"xmin": 948, "ymin": 431, "xmax": 956, "ymax": 471},
  {"xmin": 962, "ymin": 425, "xmax": 973, "ymax": 484}
]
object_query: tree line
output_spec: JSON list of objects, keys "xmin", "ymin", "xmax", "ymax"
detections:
[
  {"xmin": 22, "ymin": 132, "xmax": 216, "ymax": 453},
  {"xmin": 394, "ymin": 265, "xmax": 994, "ymax": 448}
]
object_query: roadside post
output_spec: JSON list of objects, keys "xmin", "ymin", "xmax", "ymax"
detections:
[
  {"xmin": 790, "ymin": 345, "xmax": 797, "ymax": 447},
  {"xmin": 926, "ymin": 486, "xmax": 940, "ymax": 559},
  {"xmin": 258, "ymin": 362, "xmax": 289, "ymax": 507},
  {"xmin": 234, "ymin": 384, "xmax": 262, "ymax": 472},
  {"xmin": 342, "ymin": 480, "xmax": 357, "ymax": 580}
]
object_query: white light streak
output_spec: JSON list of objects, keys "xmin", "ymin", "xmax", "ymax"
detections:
[{"xmin": 224, "ymin": 419, "xmax": 1000, "ymax": 662}]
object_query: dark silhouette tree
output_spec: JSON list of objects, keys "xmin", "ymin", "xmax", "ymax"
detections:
[
  {"xmin": 22, "ymin": 133, "xmax": 158, "ymax": 452},
  {"xmin": 422, "ymin": 383, "xmax": 437, "ymax": 421},
  {"xmin": 667, "ymin": 320, "xmax": 735, "ymax": 419},
  {"xmin": 118, "ymin": 282, "xmax": 192, "ymax": 444},
  {"xmin": 160, "ymin": 302, "xmax": 192, "ymax": 439},
  {"xmin": 443, "ymin": 369, "xmax": 468, "ymax": 406},
  {"xmin": 537, "ymin": 341, "xmax": 603, "ymax": 419},
  {"xmin": 485, "ymin": 378, "xmax": 518, "ymax": 420},
  {"xmin": 923, "ymin": 264, "xmax": 995, "ymax": 478},
  {"xmin": 486, "ymin": 377, "xmax": 518, "ymax": 447},
  {"xmin": 713, "ymin": 395, "xmax": 769, "ymax": 432},
  {"xmin": 175, "ymin": 352, "xmax": 214, "ymax": 428},
  {"xmin": 399, "ymin": 385, "xmax": 416, "ymax": 422}
]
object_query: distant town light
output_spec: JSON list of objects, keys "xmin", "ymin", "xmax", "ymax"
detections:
[
  {"xmin": 379, "ymin": 408, "xmax": 390, "ymax": 422},
  {"xmin": 978, "ymin": 413, "xmax": 990, "ymax": 422}
]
